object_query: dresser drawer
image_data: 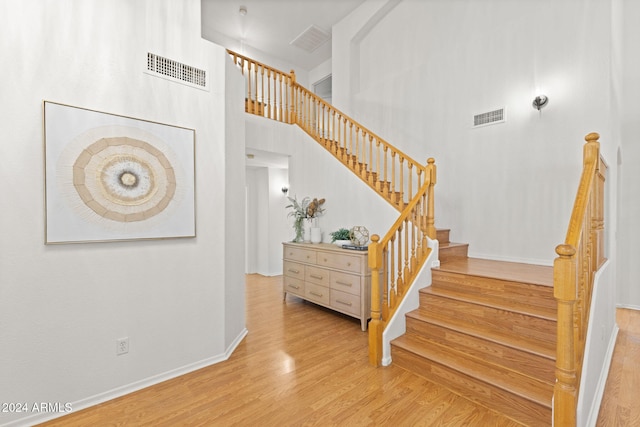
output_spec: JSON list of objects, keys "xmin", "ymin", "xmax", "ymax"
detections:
[
  {"xmin": 317, "ymin": 251, "xmax": 361, "ymax": 273},
  {"xmin": 305, "ymin": 265, "xmax": 330, "ymax": 286},
  {"xmin": 283, "ymin": 260, "xmax": 305, "ymax": 280},
  {"xmin": 283, "ymin": 246, "xmax": 316, "ymax": 264},
  {"xmin": 305, "ymin": 282, "xmax": 330, "ymax": 305},
  {"xmin": 283, "ymin": 276, "xmax": 305, "ymax": 297},
  {"xmin": 330, "ymin": 271, "xmax": 361, "ymax": 296},
  {"xmin": 330, "ymin": 289, "xmax": 361, "ymax": 317}
]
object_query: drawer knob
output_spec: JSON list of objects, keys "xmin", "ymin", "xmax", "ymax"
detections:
[
  {"xmin": 336, "ymin": 280, "xmax": 353, "ymax": 287},
  {"xmin": 347, "ymin": 262, "xmax": 351, "ymax": 266},
  {"xmin": 335, "ymin": 299, "xmax": 353, "ymax": 306},
  {"xmin": 288, "ymin": 269, "xmax": 300, "ymax": 274},
  {"xmin": 310, "ymin": 291, "xmax": 323, "ymax": 297},
  {"xmin": 288, "ymin": 284, "xmax": 300, "ymax": 290},
  {"xmin": 310, "ymin": 274, "xmax": 323, "ymax": 280}
]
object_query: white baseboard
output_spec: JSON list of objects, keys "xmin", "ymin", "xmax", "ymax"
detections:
[
  {"xmin": 616, "ymin": 303, "xmax": 640, "ymax": 311},
  {"xmin": 467, "ymin": 252, "xmax": 553, "ymax": 267},
  {"xmin": 1, "ymin": 328, "xmax": 249, "ymax": 427}
]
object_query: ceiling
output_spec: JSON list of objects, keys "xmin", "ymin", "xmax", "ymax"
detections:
[
  {"xmin": 245, "ymin": 148, "xmax": 289, "ymax": 170},
  {"xmin": 202, "ymin": 1, "xmax": 366, "ymax": 170},
  {"xmin": 201, "ymin": 0, "xmax": 366, "ymax": 72}
]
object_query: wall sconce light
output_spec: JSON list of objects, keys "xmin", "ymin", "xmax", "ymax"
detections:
[
  {"xmin": 281, "ymin": 186, "xmax": 289, "ymax": 195},
  {"xmin": 532, "ymin": 95, "xmax": 549, "ymax": 110}
]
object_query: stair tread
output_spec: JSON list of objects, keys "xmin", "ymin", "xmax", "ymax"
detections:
[
  {"xmin": 392, "ymin": 333, "xmax": 553, "ymax": 408},
  {"xmin": 437, "ymin": 257, "xmax": 553, "ymax": 287},
  {"xmin": 439, "ymin": 241, "xmax": 468, "ymax": 249},
  {"xmin": 421, "ymin": 286, "xmax": 557, "ymax": 321},
  {"xmin": 407, "ymin": 308, "xmax": 556, "ymax": 359}
]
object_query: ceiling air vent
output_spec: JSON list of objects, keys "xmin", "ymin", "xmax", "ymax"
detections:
[
  {"xmin": 290, "ymin": 25, "xmax": 330, "ymax": 53},
  {"xmin": 146, "ymin": 52, "xmax": 207, "ymax": 90},
  {"xmin": 473, "ymin": 108, "xmax": 505, "ymax": 127}
]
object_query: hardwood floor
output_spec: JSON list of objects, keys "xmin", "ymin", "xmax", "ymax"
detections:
[
  {"xmin": 39, "ymin": 274, "xmax": 520, "ymax": 426},
  {"xmin": 596, "ymin": 308, "xmax": 640, "ymax": 426},
  {"xmin": 37, "ymin": 275, "xmax": 639, "ymax": 426}
]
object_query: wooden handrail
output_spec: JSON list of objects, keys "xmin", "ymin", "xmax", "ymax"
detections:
[
  {"xmin": 227, "ymin": 49, "xmax": 427, "ymax": 208},
  {"xmin": 368, "ymin": 159, "xmax": 437, "ymax": 366},
  {"xmin": 553, "ymin": 132, "xmax": 607, "ymax": 426},
  {"xmin": 291, "ymin": 83, "xmax": 426, "ymax": 209}
]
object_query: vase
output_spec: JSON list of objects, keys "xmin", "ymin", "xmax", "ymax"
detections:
[
  {"xmin": 310, "ymin": 227, "xmax": 322, "ymax": 243},
  {"xmin": 303, "ymin": 220, "xmax": 312, "ymax": 243}
]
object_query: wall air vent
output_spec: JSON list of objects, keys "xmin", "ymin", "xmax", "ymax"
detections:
[
  {"xmin": 473, "ymin": 108, "xmax": 505, "ymax": 127},
  {"xmin": 146, "ymin": 52, "xmax": 207, "ymax": 90},
  {"xmin": 290, "ymin": 25, "xmax": 330, "ymax": 53}
]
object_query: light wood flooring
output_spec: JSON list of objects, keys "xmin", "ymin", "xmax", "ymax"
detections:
[
  {"xmin": 38, "ymin": 275, "xmax": 639, "ymax": 426},
  {"xmin": 596, "ymin": 308, "xmax": 640, "ymax": 426}
]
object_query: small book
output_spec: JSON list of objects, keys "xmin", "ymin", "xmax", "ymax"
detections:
[{"xmin": 341, "ymin": 244, "xmax": 368, "ymax": 251}]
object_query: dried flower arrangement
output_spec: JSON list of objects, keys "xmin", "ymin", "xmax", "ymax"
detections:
[{"xmin": 286, "ymin": 196, "xmax": 325, "ymax": 242}]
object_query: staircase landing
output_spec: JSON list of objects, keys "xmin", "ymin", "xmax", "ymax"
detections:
[{"xmin": 438, "ymin": 257, "xmax": 553, "ymax": 287}]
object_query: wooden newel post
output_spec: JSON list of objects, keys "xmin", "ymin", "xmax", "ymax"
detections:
[
  {"xmin": 426, "ymin": 158, "xmax": 437, "ymax": 240},
  {"xmin": 368, "ymin": 234, "xmax": 383, "ymax": 366},
  {"xmin": 289, "ymin": 69, "xmax": 296, "ymax": 124},
  {"xmin": 554, "ymin": 243, "xmax": 578, "ymax": 427},
  {"xmin": 583, "ymin": 132, "xmax": 600, "ymax": 166}
]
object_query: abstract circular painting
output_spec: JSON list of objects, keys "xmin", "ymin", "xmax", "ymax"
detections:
[{"xmin": 44, "ymin": 101, "xmax": 195, "ymax": 244}]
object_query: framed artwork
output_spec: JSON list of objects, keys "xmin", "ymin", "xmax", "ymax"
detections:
[{"xmin": 43, "ymin": 101, "xmax": 196, "ymax": 244}]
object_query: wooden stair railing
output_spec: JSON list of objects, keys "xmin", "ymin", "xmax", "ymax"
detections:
[
  {"xmin": 368, "ymin": 161, "xmax": 437, "ymax": 366},
  {"xmin": 227, "ymin": 49, "xmax": 437, "ymax": 368},
  {"xmin": 228, "ymin": 50, "xmax": 427, "ymax": 210},
  {"xmin": 553, "ymin": 132, "xmax": 607, "ymax": 426},
  {"xmin": 227, "ymin": 51, "xmax": 296, "ymax": 124}
]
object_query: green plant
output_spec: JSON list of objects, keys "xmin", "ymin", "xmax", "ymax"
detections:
[{"xmin": 330, "ymin": 228, "xmax": 351, "ymax": 242}]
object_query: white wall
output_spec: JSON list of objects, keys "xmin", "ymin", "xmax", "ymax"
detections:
[
  {"xmin": 245, "ymin": 168, "xmax": 264, "ymax": 273},
  {"xmin": 310, "ymin": 57, "xmax": 333, "ymax": 94},
  {"xmin": 244, "ymin": 115, "xmax": 399, "ymax": 265},
  {"xmin": 334, "ymin": 0, "xmax": 620, "ymax": 266},
  {"xmin": 616, "ymin": 0, "xmax": 640, "ymax": 309},
  {"xmin": 577, "ymin": 261, "xmax": 618, "ymax": 426},
  {"xmin": 245, "ymin": 165, "xmax": 289, "ymax": 276},
  {"xmin": 0, "ymin": 1, "xmax": 245, "ymax": 425},
  {"xmin": 224, "ymin": 54, "xmax": 248, "ymax": 349}
]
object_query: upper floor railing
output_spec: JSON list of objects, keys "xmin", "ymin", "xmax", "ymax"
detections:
[
  {"xmin": 553, "ymin": 132, "xmax": 607, "ymax": 426},
  {"xmin": 228, "ymin": 50, "xmax": 427, "ymax": 210}
]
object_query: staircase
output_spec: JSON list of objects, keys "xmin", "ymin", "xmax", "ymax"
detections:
[
  {"xmin": 392, "ymin": 230, "xmax": 556, "ymax": 426},
  {"xmin": 228, "ymin": 51, "xmax": 606, "ymax": 425}
]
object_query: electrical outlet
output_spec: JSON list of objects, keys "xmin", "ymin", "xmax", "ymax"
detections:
[{"xmin": 116, "ymin": 337, "xmax": 129, "ymax": 355}]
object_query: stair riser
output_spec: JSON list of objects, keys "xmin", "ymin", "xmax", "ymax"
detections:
[
  {"xmin": 438, "ymin": 244, "xmax": 469, "ymax": 263},
  {"xmin": 405, "ymin": 318, "xmax": 555, "ymax": 384},
  {"xmin": 393, "ymin": 346, "xmax": 551, "ymax": 427},
  {"xmin": 436, "ymin": 229, "xmax": 450, "ymax": 244},
  {"xmin": 419, "ymin": 295, "xmax": 557, "ymax": 345},
  {"xmin": 432, "ymin": 270, "xmax": 555, "ymax": 311}
]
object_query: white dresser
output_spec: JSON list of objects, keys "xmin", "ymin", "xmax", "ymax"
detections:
[{"xmin": 282, "ymin": 242, "xmax": 371, "ymax": 331}]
